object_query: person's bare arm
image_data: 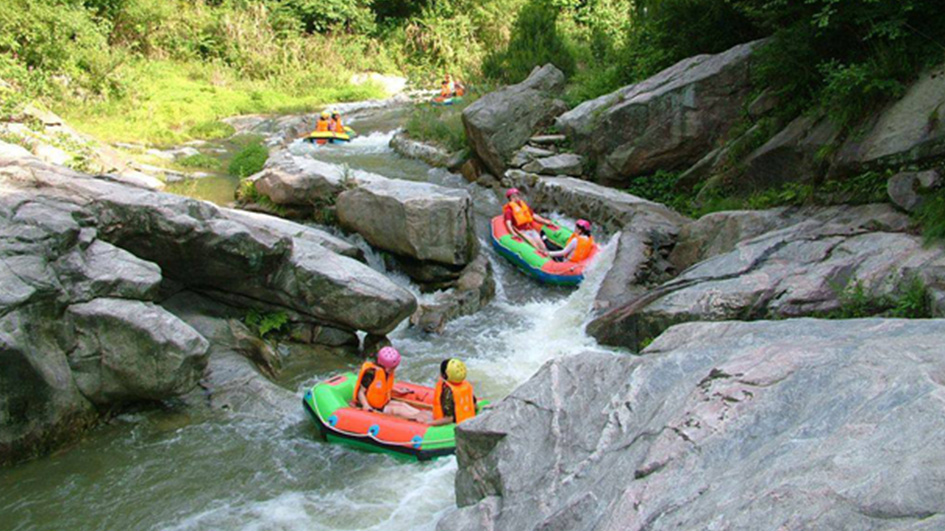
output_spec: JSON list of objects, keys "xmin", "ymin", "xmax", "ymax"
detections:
[
  {"xmin": 429, "ymin": 416, "xmax": 453, "ymax": 426},
  {"xmin": 356, "ymin": 387, "xmax": 373, "ymax": 411},
  {"xmin": 548, "ymin": 238, "xmax": 576, "ymax": 258}
]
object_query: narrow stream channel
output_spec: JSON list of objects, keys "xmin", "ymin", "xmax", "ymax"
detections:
[{"xmin": 0, "ymin": 105, "xmax": 616, "ymax": 531}]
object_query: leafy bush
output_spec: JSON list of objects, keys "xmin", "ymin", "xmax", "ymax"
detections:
[
  {"xmin": 825, "ymin": 278, "xmax": 933, "ymax": 319},
  {"xmin": 244, "ymin": 309, "xmax": 289, "ymax": 339},
  {"xmin": 188, "ymin": 120, "xmax": 235, "ymax": 141},
  {"xmin": 916, "ymin": 188, "xmax": 945, "ymax": 245},
  {"xmin": 228, "ymin": 141, "xmax": 268, "ymax": 177}
]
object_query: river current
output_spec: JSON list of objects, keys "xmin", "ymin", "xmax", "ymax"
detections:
[{"xmin": 0, "ymin": 105, "xmax": 616, "ymax": 531}]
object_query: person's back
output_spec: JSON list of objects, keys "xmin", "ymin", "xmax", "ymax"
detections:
[
  {"xmin": 432, "ymin": 359, "xmax": 476, "ymax": 425},
  {"xmin": 550, "ymin": 219, "xmax": 595, "ymax": 262}
]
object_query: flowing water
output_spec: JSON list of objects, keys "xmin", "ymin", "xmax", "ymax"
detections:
[{"xmin": 0, "ymin": 105, "xmax": 616, "ymax": 531}]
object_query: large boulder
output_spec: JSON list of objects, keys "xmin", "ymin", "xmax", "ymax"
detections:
[
  {"xmin": 521, "ymin": 153, "xmax": 584, "ymax": 177},
  {"xmin": 250, "ymin": 152, "xmax": 348, "ymax": 206},
  {"xmin": 11, "ymin": 158, "xmax": 416, "ymax": 335},
  {"xmin": 463, "ymin": 64, "xmax": 568, "ymax": 176},
  {"xmin": 589, "ymin": 204, "xmax": 944, "ymax": 350},
  {"xmin": 442, "ymin": 319, "xmax": 945, "ymax": 531},
  {"xmin": 741, "ymin": 114, "xmax": 841, "ymax": 189},
  {"xmin": 336, "ymin": 178, "xmax": 478, "ymax": 266},
  {"xmin": 557, "ymin": 40, "xmax": 764, "ymax": 186},
  {"xmin": 65, "ymin": 299, "xmax": 209, "ymax": 406},
  {"xmin": 835, "ymin": 63, "xmax": 945, "ymax": 171}
]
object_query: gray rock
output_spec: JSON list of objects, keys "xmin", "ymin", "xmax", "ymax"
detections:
[
  {"xmin": 337, "ymin": 178, "xmax": 478, "ymax": 266},
  {"xmin": 97, "ymin": 170, "xmax": 166, "ymax": 191},
  {"xmin": 509, "ymin": 146, "xmax": 555, "ymax": 168},
  {"xmin": 410, "ymin": 253, "xmax": 496, "ymax": 333},
  {"xmin": 594, "ymin": 231, "xmax": 657, "ymax": 312},
  {"xmin": 528, "ymin": 134, "xmax": 567, "ymax": 145},
  {"xmin": 589, "ymin": 204, "xmax": 943, "ymax": 350},
  {"xmin": 250, "ymin": 155, "xmax": 347, "ymax": 206},
  {"xmin": 742, "ymin": 114, "xmax": 841, "ymax": 188},
  {"xmin": 389, "ymin": 131, "xmax": 453, "ymax": 167},
  {"xmin": 463, "ymin": 64, "xmax": 568, "ymax": 176},
  {"xmin": 65, "ymin": 299, "xmax": 210, "ymax": 406},
  {"xmin": 446, "ymin": 319, "xmax": 945, "ymax": 531},
  {"xmin": 887, "ymin": 169, "xmax": 941, "ymax": 212},
  {"xmin": 521, "ymin": 153, "xmax": 584, "ymax": 176},
  {"xmin": 557, "ymin": 40, "xmax": 764, "ymax": 186},
  {"xmin": 222, "ymin": 208, "xmax": 364, "ymax": 261},
  {"xmin": 836, "ymin": 63, "xmax": 945, "ymax": 170}
]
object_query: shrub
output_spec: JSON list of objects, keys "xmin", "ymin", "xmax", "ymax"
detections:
[
  {"xmin": 404, "ymin": 102, "xmax": 468, "ymax": 151},
  {"xmin": 244, "ymin": 309, "xmax": 289, "ymax": 339},
  {"xmin": 916, "ymin": 188, "xmax": 945, "ymax": 245},
  {"xmin": 228, "ymin": 141, "xmax": 268, "ymax": 177},
  {"xmin": 188, "ymin": 120, "xmax": 235, "ymax": 141}
]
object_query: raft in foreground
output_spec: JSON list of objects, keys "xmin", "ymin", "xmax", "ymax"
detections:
[
  {"xmin": 490, "ymin": 215, "xmax": 600, "ymax": 286},
  {"xmin": 303, "ymin": 372, "xmax": 470, "ymax": 461}
]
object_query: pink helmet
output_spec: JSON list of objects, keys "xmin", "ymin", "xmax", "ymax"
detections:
[
  {"xmin": 506, "ymin": 188, "xmax": 521, "ymax": 199},
  {"xmin": 377, "ymin": 346, "xmax": 401, "ymax": 370},
  {"xmin": 576, "ymin": 219, "xmax": 592, "ymax": 231}
]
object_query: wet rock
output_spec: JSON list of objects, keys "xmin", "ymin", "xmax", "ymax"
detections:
[
  {"xmin": 887, "ymin": 169, "xmax": 941, "ymax": 212},
  {"xmin": 390, "ymin": 131, "xmax": 453, "ymax": 167},
  {"xmin": 223, "ymin": 208, "xmax": 364, "ymax": 262},
  {"xmin": 589, "ymin": 204, "xmax": 943, "ymax": 350},
  {"xmin": 521, "ymin": 153, "xmax": 584, "ymax": 176},
  {"xmin": 557, "ymin": 40, "xmax": 764, "ymax": 186},
  {"xmin": 65, "ymin": 299, "xmax": 210, "ymax": 406},
  {"xmin": 337, "ymin": 178, "xmax": 478, "ymax": 266},
  {"xmin": 594, "ymin": 231, "xmax": 660, "ymax": 312},
  {"xmin": 97, "ymin": 170, "xmax": 166, "ymax": 191},
  {"xmin": 463, "ymin": 64, "xmax": 568, "ymax": 176},
  {"xmin": 505, "ymin": 171, "xmax": 688, "ymax": 234},
  {"xmin": 411, "ymin": 253, "xmax": 496, "ymax": 333},
  {"xmin": 446, "ymin": 319, "xmax": 945, "ymax": 531}
]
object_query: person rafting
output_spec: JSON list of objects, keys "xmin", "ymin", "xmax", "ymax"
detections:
[
  {"xmin": 548, "ymin": 219, "xmax": 595, "ymax": 262},
  {"xmin": 352, "ymin": 347, "xmax": 428, "ymax": 422},
  {"xmin": 312, "ymin": 110, "xmax": 331, "ymax": 145},
  {"xmin": 329, "ymin": 110, "xmax": 343, "ymax": 133},
  {"xmin": 430, "ymin": 358, "xmax": 478, "ymax": 426},
  {"xmin": 504, "ymin": 188, "xmax": 554, "ymax": 252}
]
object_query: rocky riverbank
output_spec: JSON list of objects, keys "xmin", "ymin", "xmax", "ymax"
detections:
[{"xmin": 0, "ymin": 142, "xmax": 416, "ymax": 465}]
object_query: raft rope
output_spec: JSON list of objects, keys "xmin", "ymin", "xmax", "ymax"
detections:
[{"xmin": 309, "ymin": 389, "xmax": 455, "ymax": 449}]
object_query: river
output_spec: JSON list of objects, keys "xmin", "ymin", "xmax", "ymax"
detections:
[{"xmin": 0, "ymin": 104, "xmax": 615, "ymax": 531}]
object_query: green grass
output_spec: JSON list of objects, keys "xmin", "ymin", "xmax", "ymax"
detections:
[
  {"xmin": 228, "ymin": 141, "xmax": 269, "ymax": 178},
  {"xmin": 177, "ymin": 153, "xmax": 222, "ymax": 170},
  {"xmin": 823, "ymin": 277, "xmax": 933, "ymax": 319},
  {"xmin": 403, "ymin": 99, "xmax": 472, "ymax": 152},
  {"xmin": 58, "ymin": 60, "xmax": 386, "ymax": 146}
]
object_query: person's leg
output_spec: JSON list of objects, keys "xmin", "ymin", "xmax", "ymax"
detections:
[
  {"xmin": 522, "ymin": 229, "xmax": 548, "ymax": 252},
  {"xmin": 384, "ymin": 401, "xmax": 433, "ymax": 423}
]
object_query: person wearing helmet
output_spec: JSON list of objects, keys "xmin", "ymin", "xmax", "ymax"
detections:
[
  {"xmin": 312, "ymin": 110, "xmax": 331, "ymax": 145},
  {"xmin": 352, "ymin": 347, "xmax": 427, "ymax": 422},
  {"xmin": 431, "ymin": 358, "xmax": 478, "ymax": 426},
  {"xmin": 548, "ymin": 219, "xmax": 595, "ymax": 262},
  {"xmin": 503, "ymin": 188, "xmax": 554, "ymax": 252},
  {"xmin": 329, "ymin": 110, "xmax": 344, "ymax": 134}
]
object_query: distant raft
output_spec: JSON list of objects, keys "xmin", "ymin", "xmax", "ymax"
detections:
[
  {"xmin": 305, "ymin": 126, "xmax": 358, "ymax": 144},
  {"xmin": 432, "ymin": 95, "xmax": 464, "ymax": 106},
  {"xmin": 490, "ymin": 215, "xmax": 600, "ymax": 286},
  {"xmin": 303, "ymin": 372, "xmax": 485, "ymax": 461}
]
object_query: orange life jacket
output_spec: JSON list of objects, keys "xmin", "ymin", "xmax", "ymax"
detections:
[
  {"xmin": 331, "ymin": 118, "xmax": 343, "ymax": 133},
  {"xmin": 315, "ymin": 119, "xmax": 330, "ymax": 132},
  {"xmin": 433, "ymin": 379, "xmax": 476, "ymax": 424},
  {"xmin": 566, "ymin": 233, "xmax": 595, "ymax": 262},
  {"xmin": 508, "ymin": 200, "xmax": 534, "ymax": 227},
  {"xmin": 440, "ymin": 83, "xmax": 451, "ymax": 98},
  {"xmin": 353, "ymin": 361, "xmax": 394, "ymax": 410}
]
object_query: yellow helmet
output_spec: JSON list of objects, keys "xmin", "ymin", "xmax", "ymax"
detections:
[
  {"xmin": 445, "ymin": 359, "xmax": 467, "ymax": 383},
  {"xmin": 320, "ymin": 110, "xmax": 330, "ymax": 118},
  {"xmin": 329, "ymin": 109, "xmax": 339, "ymax": 116}
]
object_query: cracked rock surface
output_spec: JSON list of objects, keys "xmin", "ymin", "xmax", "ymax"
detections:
[{"xmin": 440, "ymin": 319, "xmax": 945, "ymax": 531}]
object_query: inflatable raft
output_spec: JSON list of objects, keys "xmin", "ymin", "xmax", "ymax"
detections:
[
  {"xmin": 304, "ymin": 126, "xmax": 357, "ymax": 144},
  {"xmin": 303, "ymin": 372, "xmax": 481, "ymax": 461},
  {"xmin": 490, "ymin": 215, "xmax": 599, "ymax": 286},
  {"xmin": 432, "ymin": 95, "xmax": 463, "ymax": 106}
]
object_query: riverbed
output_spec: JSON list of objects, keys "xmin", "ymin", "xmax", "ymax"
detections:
[{"xmin": 0, "ymin": 104, "xmax": 615, "ymax": 531}]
